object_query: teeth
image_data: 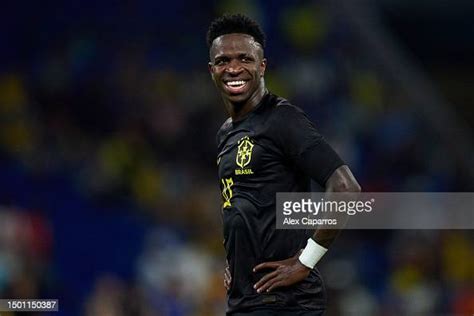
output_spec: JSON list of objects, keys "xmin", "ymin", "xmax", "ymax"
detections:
[{"xmin": 227, "ymin": 80, "xmax": 246, "ymax": 87}]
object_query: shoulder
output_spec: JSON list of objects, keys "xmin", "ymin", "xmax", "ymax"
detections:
[
  {"xmin": 216, "ymin": 117, "xmax": 232, "ymax": 144},
  {"xmin": 218, "ymin": 117, "xmax": 232, "ymax": 132},
  {"xmin": 267, "ymin": 94, "xmax": 309, "ymax": 124}
]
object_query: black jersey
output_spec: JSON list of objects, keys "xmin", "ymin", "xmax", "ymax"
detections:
[{"xmin": 216, "ymin": 93, "xmax": 344, "ymax": 314}]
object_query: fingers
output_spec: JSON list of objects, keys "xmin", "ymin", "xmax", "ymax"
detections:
[
  {"xmin": 254, "ymin": 271, "xmax": 284, "ymax": 293},
  {"xmin": 267, "ymin": 280, "xmax": 285, "ymax": 292},
  {"xmin": 253, "ymin": 261, "xmax": 283, "ymax": 293},
  {"xmin": 224, "ymin": 265, "xmax": 231, "ymax": 290},
  {"xmin": 224, "ymin": 276, "xmax": 230, "ymax": 290},
  {"xmin": 254, "ymin": 269, "xmax": 279, "ymax": 292},
  {"xmin": 225, "ymin": 271, "xmax": 231, "ymax": 286},
  {"xmin": 253, "ymin": 261, "xmax": 280, "ymax": 272},
  {"xmin": 253, "ymin": 257, "xmax": 308, "ymax": 293}
]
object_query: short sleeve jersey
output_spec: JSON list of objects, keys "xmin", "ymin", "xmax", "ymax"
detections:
[{"xmin": 216, "ymin": 93, "xmax": 344, "ymax": 313}]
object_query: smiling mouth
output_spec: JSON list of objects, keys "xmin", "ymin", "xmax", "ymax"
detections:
[{"xmin": 224, "ymin": 80, "xmax": 248, "ymax": 94}]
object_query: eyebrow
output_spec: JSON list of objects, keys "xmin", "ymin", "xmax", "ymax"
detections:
[{"xmin": 214, "ymin": 52, "xmax": 252, "ymax": 59}]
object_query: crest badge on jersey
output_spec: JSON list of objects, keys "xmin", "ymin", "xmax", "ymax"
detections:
[{"xmin": 235, "ymin": 136, "xmax": 254, "ymax": 175}]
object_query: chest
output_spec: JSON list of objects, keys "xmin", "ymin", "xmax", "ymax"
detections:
[{"xmin": 217, "ymin": 130, "xmax": 283, "ymax": 179}]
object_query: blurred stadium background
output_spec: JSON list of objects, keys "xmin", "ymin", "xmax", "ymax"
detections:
[{"xmin": 0, "ymin": 0, "xmax": 473, "ymax": 315}]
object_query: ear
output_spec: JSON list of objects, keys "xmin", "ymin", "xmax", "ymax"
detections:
[
  {"xmin": 208, "ymin": 61, "xmax": 213, "ymax": 73},
  {"xmin": 259, "ymin": 58, "xmax": 267, "ymax": 77},
  {"xmin": 208, "ymin": 62, "xmax": 215, "ymax": 80}
]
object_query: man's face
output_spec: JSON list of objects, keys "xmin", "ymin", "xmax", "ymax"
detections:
[{"xmin": 209, "ymin": 33, "xmax": 266, "ymax": 104}]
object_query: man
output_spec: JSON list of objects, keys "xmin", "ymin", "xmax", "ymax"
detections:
[{"xmin": 207, "ymin": 14, "xmax": 360, "ymax": 315}]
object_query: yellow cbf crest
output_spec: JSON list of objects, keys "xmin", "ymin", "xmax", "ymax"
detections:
[{"xmin": 236, "ymin": 136, "xmax": 254, "ymax": 168}]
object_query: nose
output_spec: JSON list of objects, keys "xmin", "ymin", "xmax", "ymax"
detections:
[{"xmin": 225, "ymin": 59, "xmax": 243, "ymax": 74}]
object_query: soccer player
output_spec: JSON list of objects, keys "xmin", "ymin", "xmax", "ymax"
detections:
[{"xmin": 207, "ymin": 14, "xmax": 360, "ymax": 315}]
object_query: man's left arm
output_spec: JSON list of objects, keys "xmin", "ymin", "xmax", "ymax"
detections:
[
  {"xmin": 253, "ymin": 165, "xmax": 360, "ymax": 293},
  {"xmin": 311, "ymin": 165, "xmax": 361, "ymax": 244}
]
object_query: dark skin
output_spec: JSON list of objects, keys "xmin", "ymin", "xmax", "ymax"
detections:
[
  {"xmin": 209, "ymin": 34, "xmax": 361, "ymax": 293},
  {"xmin": 208, "ymin": 33, "xmax": 267, "ymax": 121},
  {"xmin": 252, "ymin": 166, "xmax": 360, "ymax": 293}
]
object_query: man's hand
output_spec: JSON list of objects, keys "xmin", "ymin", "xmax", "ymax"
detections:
[
  {"xmin": 224, "ymin": 261, "xmax": 232, "ymax": 291},
  {"xmin": 253, "ymin": 252, "xmax": 310, "ymax": 293}
]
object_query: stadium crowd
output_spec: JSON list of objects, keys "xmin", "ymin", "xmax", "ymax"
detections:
[{"xmin": 0, "ymin": 1, "xmax": 472, "ymax": 315}]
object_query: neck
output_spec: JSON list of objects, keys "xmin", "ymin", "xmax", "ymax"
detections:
[{"xmin": 224, "ymin": 83, "xmax": 267, "ymax": 121}]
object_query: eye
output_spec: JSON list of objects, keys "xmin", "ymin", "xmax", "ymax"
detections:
[
  {"xmin": 215, "ymin": 58, "xmax": 228, "ymax": 66},
  {"xmin": 241, "ymin": 56, "xmax": 252, "ymax": 62}
]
